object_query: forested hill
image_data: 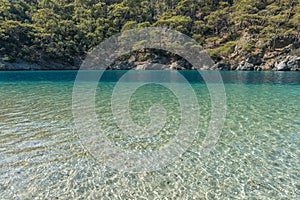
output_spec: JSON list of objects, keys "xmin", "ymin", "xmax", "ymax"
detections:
[{"xmin": 0, "ymin": 0, "xmax": 300, "ymax": 70}]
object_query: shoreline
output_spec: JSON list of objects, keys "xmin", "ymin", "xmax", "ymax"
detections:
[
  {"xmin": 1, "ymin": 68, "xmax": 300, "ymax": 72},
  {"xmin": 1, "ymin": 56, "xmax": 299, "ymax": 71}
]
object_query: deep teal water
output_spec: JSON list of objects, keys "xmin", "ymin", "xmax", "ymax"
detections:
[
  {"xmin": 0, "ymin": 71, "xmax": 299, "ymax": 199},
  {"xmin": 0, "ymin": 70, "xmax": 300, "ymax": 84}
]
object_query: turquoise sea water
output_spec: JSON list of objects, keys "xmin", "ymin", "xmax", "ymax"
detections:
[{"xmin": 0, "ymin": 71, "xmax": 299, "ymax": 199}]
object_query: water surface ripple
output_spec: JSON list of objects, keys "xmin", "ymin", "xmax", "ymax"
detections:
[{"xmin": 0, "ymin": 71, "xmax": 299, "ymax": 199}]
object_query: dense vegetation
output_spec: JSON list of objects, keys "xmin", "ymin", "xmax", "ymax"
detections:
[{"xmin": 0, "ymin": 0, "xmax": 299, "ymax": 66}]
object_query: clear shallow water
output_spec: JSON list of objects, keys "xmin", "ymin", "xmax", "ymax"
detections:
[{"xmin": 0, "ymin": 71, "xmax": 299, "ymax": 199}]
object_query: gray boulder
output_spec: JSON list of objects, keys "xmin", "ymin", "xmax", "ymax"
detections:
[
  {"xmin": 211, "ymin": 62, "xmax": 230, "ymax": 70},
  {"xmin": 135, "ymin": 63, "xmax": 169, "ymax": 70},
  {"xmin": 287, "ymin": 56, "xmax": 300, "ymax": 71},
  {"xmin": 169, "ymin": 62, "xmax": 185, "ymax": 70},
  {"xmin": 110, "ymin": 60, "xmax": 136, "ymax": 70},
  {"xmin": 246, "ymin": 53, "xmax": 263, "ymax": 65},
  {"xmin": 275, "ymin": 56, "xmax": 300, "ymax": 71},
  {"xmin": 237, "ymin": 61, "xmax": 255, "ymax": 71},
  {"xmin": 276, "ymin": 61, "xmax": 289, "ymax": 71}
]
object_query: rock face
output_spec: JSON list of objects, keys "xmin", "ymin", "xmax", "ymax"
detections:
[
  {"xmin": 106, "ymin": 46, "xmax": 300, "ymax": 71},
  {"xmin": 135, "ymin": 63, "xmax": 169, "ymax": 70},
  {"xmin": 236, "ymin": 61, "xmax": 255, "ymax": 71},
  {"xmin": 108, "ymin": 54, "xmax": 192, "ymax": 70},
  {"xmin": 0, "ymin": 58, "xmax": 78, "ymax": 70},
  {"xmin": 211, "ymin": 62, "xmax": 230, "ymax": 70},
  {"xmin": 270, "ymin": 35, "xmax": 300, "ymax": 49},
  {"xmin": 1, "ymin": 53, "xmax": 300, "ymax": 71},
  {"xmin": 275, "ymin": 56, "xmax": 300, "ymax": 71},
  {"xmin": 108, "ymin": 60, "xmax": 136, "ymax": 70},
  {"xmin": 286, "ymin": 56, "xmax": 300, "ymax": 71},
  {"xmin": 276, "ymin": 61, "xmax": 289, "ymax": 71}
]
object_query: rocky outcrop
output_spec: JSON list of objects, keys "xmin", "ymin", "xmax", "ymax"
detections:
[
  {"xmin": 236, "ymin": 61, "xmax": 255, "ymax": 71},
  {"xmin": 274, "ymin": 56, "xmax": 300, "ymax": 71},
  {"xmin": 106, "ymin": 43, "xmax": 300, "ymax": 71},
  {"xmin": 270, "ymin": 35, "xmax": 300, "ymax": 49},
  {"xmin": 135, "ymin": 63, "xmax": 169, "ymax": 70},
  {"xmin": 210, "ymin": 55, "xmax": 299, "ymax": 71},
  {"xmin": 108, "ymin": 60, "xmax": 136, "ymax": 70},
  {"xmin": 107, "ymin": 54, "xmax": 192, "ymax": 70},
  {"xmin": 276, "ymin": 60, "xmax": 289, "ymax": 71},
  {"xmin": 211, "ymin": 62, "xmax": 230, "ymax": 70},
  {"xmin": 1, "ymin": 53, "xmax": 299, "ymax": 71},
  {"xmin": 0, "ymin": 58, "xmax": 78, "ymax": 70}
]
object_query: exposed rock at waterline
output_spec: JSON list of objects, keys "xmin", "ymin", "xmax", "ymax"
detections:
[
  {"xmin": 276, "ymin": 61, "xmax": 289, "ymax": 71},
  {"xmin": 0, "ymin": 58, "xmax": 78, "ymax": 70},
  {"xmin": 275, "ymin": 56, "xmax": 300, "ymax": 71},
  {"xmin": 211, "ymin": 62, "xmax": 230, "ymax": 70},
  {"xmin": 1, "ymin": 54, "xmax": 300, "ymax": 71},
  {"xmin": 236, "ymin": 61, "xmax": 255, "ymax": 71},
  {"xmin": 135, "ymin": 63, "xmax": 169, "ymax": 70}
]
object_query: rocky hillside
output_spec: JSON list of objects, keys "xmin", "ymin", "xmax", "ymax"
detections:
[{"xmin": 0, "ymin": 0, "xmax": 300, "ymax": 71}]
